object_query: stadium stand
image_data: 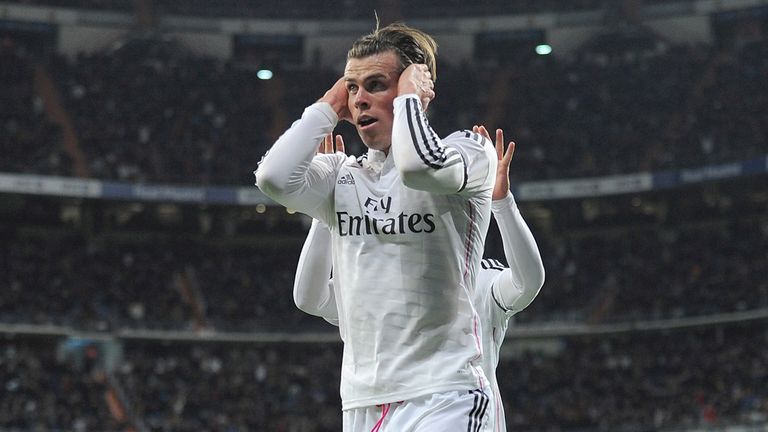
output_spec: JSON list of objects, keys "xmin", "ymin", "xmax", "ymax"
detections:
[
  {"xmin": 2, "ymin": 189, "xmax": 766, "ymax": 331},
  {"xmin": 2, "ymin": 35, "xmax": 764, "ymax": 184},
  {"xmin": 13, "ymin": 0, "xmax": 610, "ymax": 19},
  {"xmin": 1, "ymin": 0, "xmax": 767, "ymax": 430}
]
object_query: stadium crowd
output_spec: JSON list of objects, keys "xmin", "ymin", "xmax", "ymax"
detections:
[
  {"xmin": 0, "ymin": 338, "xmax": 120, "ymax": 432},
  {"xmin": 2, "ymin": 2, "xmax": 767, "ymax": 431},
  {"xmin": 1, "ymin": 26, "xmax": 766, "ymax": 186},
  {"xmin": 2, "ymin": 212, "xmax": 766, "ymax": 333},
  {"xmin": 2, "ymin": 322, "xmax": 766, "ymax": 431},
  {"xmin": 500, "ymin": 323, "xmax": 768, "ymax": 431},
  {"xmin": 0, "ymin": 233, "xmax": 313, "ymax": 332},
  {"xmin": 9, "ymin": 0, "xmax": 615, "ymax": 19},
  {"xmin": 526, "ymin": 217, "xmax": 768, "ymax": 324}
]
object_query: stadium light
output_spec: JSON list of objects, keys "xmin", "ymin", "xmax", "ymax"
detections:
[
  {"xmin": 257, "ymin": 69, "xmax": 274, "ymax": 80},
  {"xmin": 535, "ymin": 44, "xmax": 552, "ymax": 55}
]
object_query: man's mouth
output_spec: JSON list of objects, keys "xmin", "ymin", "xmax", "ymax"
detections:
[{"xmin": 358, "ymin": 117, "xmax": 378, "ymax": 128}]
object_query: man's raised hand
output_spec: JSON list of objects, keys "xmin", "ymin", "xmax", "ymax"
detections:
[
  {"xmin": 318, "ymin": 134, "xmax": 346, "ymax": 155},
  {"xmin": 473, "ymin": 125, "xmax": 515, "ymax": 201},
  {"xmin": 319, "ymin": 77, "xmax": 352, "ymax": 123}
]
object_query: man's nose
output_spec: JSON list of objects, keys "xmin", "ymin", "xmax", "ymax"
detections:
[{"xmin": 354, "ymin": 89, "xmax": 370, "ymax": 109}]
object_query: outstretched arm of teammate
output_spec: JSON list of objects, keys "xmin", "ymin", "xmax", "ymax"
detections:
[
  {"xmin": 477, "ymin": 126, "xmax": 545, "ymax": 314},
  {"xmin": 391, "ymin": 64, "xmax": 495, "ymax": 195},
  {"xmin": 254, "ymin": 78, "xmax": 349, "ymax": 221},
  {"xmin": 293, "ymin": 218, "xmax": 339, "ymax": 324},
  {"xmin": 292, "ymin": 135, "xmax": 344, "ymax": 324}
]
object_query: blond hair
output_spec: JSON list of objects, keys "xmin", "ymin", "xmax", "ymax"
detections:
[{"xmin": 347, "ymin": 22, "xmax": 438, "ymax": 82}]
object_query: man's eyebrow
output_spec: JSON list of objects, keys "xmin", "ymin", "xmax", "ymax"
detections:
[{"xmin": 345, "ymin": 73, "xmax": 388, "ymax": 83}]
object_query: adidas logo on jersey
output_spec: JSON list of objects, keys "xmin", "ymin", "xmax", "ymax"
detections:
[{"xmin": 337, "ymin": 174, "xmax": 355, "ymax": 185}]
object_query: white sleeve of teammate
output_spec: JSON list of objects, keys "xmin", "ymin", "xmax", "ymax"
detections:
[
  {"xmin": 254, "ymin": 102, "xmax": 346, "ymax": 223},
  {"xmin": 391, "ymin": 94, "xmax": 494, "ymax": 195},
  {"xmin": 293, "ymin": 219, "xmax": 339, "ymax": 324},
  {"xmin": 491, "ymin": 193, "xmax": 545, "ymax": 314}
]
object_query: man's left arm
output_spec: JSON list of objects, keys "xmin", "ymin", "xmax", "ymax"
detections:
[
  {"xmin": 391, "ymin": 64, "xmax": 494, "ymax": 194},
  {"xmin": 391, "ymin": 95, "xmax": 495, "ymax": 194}
]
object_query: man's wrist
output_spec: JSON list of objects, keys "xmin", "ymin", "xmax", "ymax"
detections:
[{"xmin": 395, "ymin": 93, "xmax": 419, "ymax": 102}]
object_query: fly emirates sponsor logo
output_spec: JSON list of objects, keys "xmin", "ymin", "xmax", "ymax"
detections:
[{"xmin": 336, "ymin": 196, "xmax": 436, "ymax": 236}]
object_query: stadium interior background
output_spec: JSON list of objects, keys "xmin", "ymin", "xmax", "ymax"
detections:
[{"xmin": 0, "ymin": 0, "xmax": 767, "ymax": 430}]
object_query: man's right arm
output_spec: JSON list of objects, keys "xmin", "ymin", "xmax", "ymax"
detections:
[
  {"xmin": 254, "ymin": 102, "xmax": 341, "ymax": 220},
  {"xmin": 491, "ymin": 193, "xmax": 545, "ymax": 314},
  {"xmin": 293, "ymin": 219, "xmax": 339, "ymax": 325},
  {"xmin": 480, "ymin": 126, "xmax": 544, "ymax": 315}
]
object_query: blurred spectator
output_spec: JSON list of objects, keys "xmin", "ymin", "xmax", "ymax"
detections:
[
  {"xmin": 0, "ymin": 39, "xmax": 70, "ymax": 176},
  {"xmin": 0, "ymin": 338, "xmax": 120, "ymax": 431}
]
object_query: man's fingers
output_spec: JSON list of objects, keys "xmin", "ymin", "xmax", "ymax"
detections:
[
  {"xmin": 475, "ymin": 125, "xmax": 490, "ymax": 141},
  {"xmin": 323, "ymin": 134, "xmax": 334, "ymax": 154},
  {"xmin": 495, "ymin": 129, "xmax": 504, "ymax": 160},
  {"xmin": 318, "ymin": 134, "xmax": 329, "ymax": 154},
  {"xmin": 503, "ymin": 141, "xmax": 516, "ymax": 164},
  {"xmin": 335, "ymin": 134, "xmax": 346, "ymax": 153}
]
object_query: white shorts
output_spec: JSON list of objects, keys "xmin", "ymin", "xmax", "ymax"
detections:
[{"xmin": 343, "ymin": 388, "xmax": 492, "ymax": 432}]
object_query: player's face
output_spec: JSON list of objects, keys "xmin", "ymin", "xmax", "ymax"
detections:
[{"xmin": 344, "ymin": 51, "xmax": 402, "ymax": 153}]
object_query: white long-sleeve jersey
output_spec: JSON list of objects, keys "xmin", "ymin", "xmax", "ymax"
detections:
[
  {"xmin": 294, "ymin": 193, "xmax": 545, "ymax": 431},
  {"xmin": 256, "ymin": 94, "xmax": 497, "ymax": 409}
]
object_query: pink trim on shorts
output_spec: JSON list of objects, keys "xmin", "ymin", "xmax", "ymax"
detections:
[{"xmin": 370, "ymin": 403, "xmax": 391, "ymax": 432}]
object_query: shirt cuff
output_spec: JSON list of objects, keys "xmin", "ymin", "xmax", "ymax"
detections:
[
  {"xmin": 394, "ymin": 93, "xmax": 420, "ymax": 107},
  {"xmin": 310, "ymin": 101, "xmax": 340, "ymax": 125},
  {"xmin": 492, "ymin": 192, "xmax": 516, "ymax": 212}
]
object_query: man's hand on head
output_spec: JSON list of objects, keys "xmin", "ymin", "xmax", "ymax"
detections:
[
  {"xmin": 398, "ymin": 64, "xmax": 435, "ymax": 111},
  {"xmin": 319, "ymin": 77, "xmax": 352, "ymax": 122}
]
